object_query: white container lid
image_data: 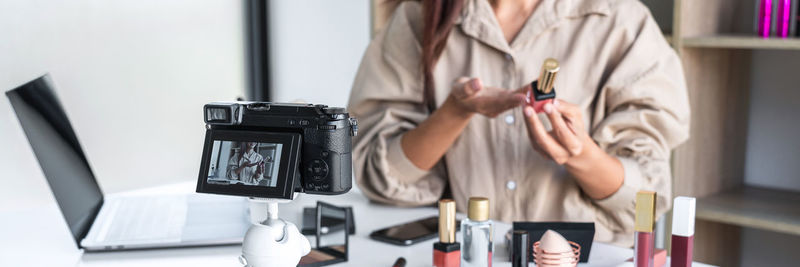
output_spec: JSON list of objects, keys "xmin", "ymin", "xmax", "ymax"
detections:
[{"xmin": 671, "ymin": 196, "xmax": 696, "ymax": 237}]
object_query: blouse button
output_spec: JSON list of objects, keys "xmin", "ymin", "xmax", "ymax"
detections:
[
  {"xmin": 506, "ymin": 181, "xmax": 517, "ymax": 190},
  {"xmin": 504, "ymin": 114, "xmax": 514, "ymax": 125},
  {"xmin": 505, "ymin": 53, "xmax": 512, "ymax": 60}
]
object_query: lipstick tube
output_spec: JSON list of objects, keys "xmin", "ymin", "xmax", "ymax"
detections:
[
  {"xmin": 777, "ymin": 0, "xmax": 792, "ymax": 38},
  {"xmin": 759, "ymin": 0, "xmax": 773, "ymax": 38},
  {"xmin": 433, "ymin": 199, "xmax": 460, "ymax": 267},
  {"xmin": 670, "ymin": 197, "xmax": 696, "ymax": 267},
  {"xmin": 528, "ymin": 58, "xmax": 559, "ymax": 113},
  {"xmin": 634, "ymin": 191, "xmax": 656, "ymax": 267}
]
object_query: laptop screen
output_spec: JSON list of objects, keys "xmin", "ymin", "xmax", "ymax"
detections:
[{"xmin": 5, "ymin": 75, "xmax": 103, "ymax": 245}]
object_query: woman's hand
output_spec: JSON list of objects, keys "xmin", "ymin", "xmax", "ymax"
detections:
[
  {"xmin": 401, "ymin": 77, "xmax": 527, "ymax": 171},
  {"xmin": 448, "ymin": 77, "xmax": 527, "ymax": 118},
  {"xmin": 523, "ymin": 99, "xmax": 625, "ymax": 200},
  {"xmin": 523, "ymin": 100, "xmax": 591, "ymax": 164}
]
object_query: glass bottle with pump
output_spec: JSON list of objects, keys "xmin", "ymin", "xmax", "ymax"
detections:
[{"xmin": 461, "ymin": 197, "xmax": 493, "ymax": 267}]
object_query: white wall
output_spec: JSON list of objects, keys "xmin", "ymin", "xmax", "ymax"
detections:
[
  {"xmin": 268, "ymin": 0, "xmax": 371, "ymax": 108},
  {"xmin": 0, "ymin": 0, "xmax": 246, "ymax": 209}
]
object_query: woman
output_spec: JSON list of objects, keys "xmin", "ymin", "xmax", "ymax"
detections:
[
  {"xmin": 348, "ymin": 0, "xmax": 689, "ymax": 246},
  {"xmin": 227, "ymin": 142, "xmax": 265, "ymax": 185}
]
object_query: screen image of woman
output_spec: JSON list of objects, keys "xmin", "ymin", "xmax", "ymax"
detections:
[
  {"xmin": 206, "ymin": 140, "xmax": 283, "ymax": 187},
  {"xmin": 227, "ymin": 142, "xmax": 265, "ymax": 184}
]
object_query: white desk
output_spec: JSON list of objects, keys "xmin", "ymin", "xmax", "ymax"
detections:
[{"xmin": 0, "ymin": 182, "xmax": 715, "ymax": 267}]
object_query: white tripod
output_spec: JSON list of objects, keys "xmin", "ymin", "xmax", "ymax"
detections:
[{"xmin": 239, "ymin": 198, "xmax": 311, "ymax": 267}]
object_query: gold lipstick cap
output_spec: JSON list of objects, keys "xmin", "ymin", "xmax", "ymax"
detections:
[
  {"xmin": 537, "ymin": 58, "xmax": 560, "ymax": 94},
  {"xmin": 438, "ymin": 199, "xmax": 456, "ymax": 243},
  {"xmin": 635, "ymin": 191, "xmax": 657, "ymax": 232},
  {"xmin": 468, "ymin": 197, "xmax": 490, "ymax": 222}
]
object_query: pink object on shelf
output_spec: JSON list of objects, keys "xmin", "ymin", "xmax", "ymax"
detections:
[
  {"xmin": 777, "ymin": 0, "xmax": 792, "ymax": 38},
  {"xmin": 759, "ymin": 0, "xmax": 774, "ymax": 38}
]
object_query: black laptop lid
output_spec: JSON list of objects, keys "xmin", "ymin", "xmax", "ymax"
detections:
[{"xmin": 5, "ymin": 74, "xmax": 103, "ymax": 246}]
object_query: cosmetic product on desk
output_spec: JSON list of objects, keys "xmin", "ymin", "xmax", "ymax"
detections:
[
  {"xmin": 528, "ymin": 58, "xmax": 559, "ymax": 113},
  {"xmin": 626, "ymin": 249, "xmax": 666, "ymax": 267},
  {"xmin": 511, "ymin": 230, "xmax": 529, "ymax": 267},
  {"xmin": 634, "ymin": 191, "xmax": 656, "ymax": 267},
  {"xmin": 670, "ymin": 197, "xmax": 696, "ymax": 267},
  {"xmin": 533, "ymin": 230, "xmax": 580, "ymax": 267},
  {"xmin": 462, "ymin": 197, "xmax": 494, "ymax": 267},
  {"xmin": 433, "ymin": 199, "xmax": 460, "ymax": 267},
  {"xmin": 392, "ymin": 257, "xmax": 407, "ymax": 267}
]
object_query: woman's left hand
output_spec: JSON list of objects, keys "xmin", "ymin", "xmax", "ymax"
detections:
[{"xmin": 522, "ymin": 99, "xmax": 594, "ymax": 165}]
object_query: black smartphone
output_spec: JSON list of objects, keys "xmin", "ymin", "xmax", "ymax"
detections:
[{"xmin": 369, "ymin": 216, "xmax": 460, "ymax": 246}]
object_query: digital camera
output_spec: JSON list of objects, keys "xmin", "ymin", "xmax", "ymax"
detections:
[{"xmin": 196, "ymin": 102, "xmax": 357, "ymax": 199}]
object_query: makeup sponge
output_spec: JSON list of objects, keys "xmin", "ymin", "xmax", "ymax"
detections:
[{"xmin": 540, "ymin": 229, "xmax": 571, "ymax": 253}]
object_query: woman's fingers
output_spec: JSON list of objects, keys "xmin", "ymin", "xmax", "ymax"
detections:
[
  {"xmin": 514, "ymin": 83, "xmax": 532, "ymax": 94},
  {"xmin": 474, "ymin": 86, "xmax": 525, "ymax": 117},
  {"xmin": 523, "ymin": 106, "xmax": 571, "ymax": 164},
  {"xmin": 554, "ymin": 100, "xmax": 583, "ymax": 131},
  {"xmin": 544, "ymin": 103, "xmax": 583, "ymax": 156},
  {"xmin": 451, "ymin": 77, "xmax": 482, "ymax": 100}
]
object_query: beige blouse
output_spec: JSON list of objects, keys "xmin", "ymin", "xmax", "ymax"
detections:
[{"xmin": 347, "ymin": 0, "xmax": 689, "ymax": 246}]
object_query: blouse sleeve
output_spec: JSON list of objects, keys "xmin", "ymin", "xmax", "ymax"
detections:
[
  {"xmin": 346, "ymin": 2, "xmax": 447, "ymax": 206},
  {"xmin": 589, "ymin": 3, "xmax": 691, "ymax": 234}
]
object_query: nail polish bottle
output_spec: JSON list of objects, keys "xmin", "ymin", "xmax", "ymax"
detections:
[
  {"xmin": 634, "ymin": 191, "xmax": 656, "ymax": 267},
  {"xmin": 433, "ymin": 199, "xmax": 460, "ymax": 267},
  {"xmin": 462, "ymin": 197, "xmax": 493, "ymax": 267},
  {"xmin": 670, "ymin": 197, "xmax": 696, "ymax": 267},
  {"xmin": 528, "ymin": 58, "xmax": 559, "ymax": 113}
]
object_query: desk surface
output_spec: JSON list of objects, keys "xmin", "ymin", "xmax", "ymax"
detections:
[{"xmin": 0, "ymin": 182, "xmax": 714, "ymax": 267}]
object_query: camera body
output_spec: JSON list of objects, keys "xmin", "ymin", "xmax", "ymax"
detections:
[{"xmin": 196, "ymin": 102, "xmax": 357, "ymax": 200}]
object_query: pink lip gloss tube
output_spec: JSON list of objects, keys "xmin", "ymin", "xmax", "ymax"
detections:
[
  {"xmin": 777, "ymin": 0, "xmax": 792, "ymax": 38},
  {"xmin": 670, "ymin": 197, "xmax": 696, "ymax": 267},
  {"xmin": 759, "ymin": 0, "xmax": 773, "ymax": 38},
  {"xmin": 634, "ymin": 191, "xmax": 656, "ymax": 267}
]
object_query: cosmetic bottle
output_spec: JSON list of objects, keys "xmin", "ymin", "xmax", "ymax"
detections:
[
  {"xmin": 634, "ymin": 191, "xmax": 656, "ymax": 267},
  {"xmin": 433, "ymin": 199, "xmax": 460, "ymax": 267},
  {"xmin": 670, "ymin": 197, "xmax": 696, "ymax": 267},
  {"xmin": 528, "ymin": 58, "xmax": 559, "ymax": 113},
  {"xmin": 462, "ymin": 197, "xmax": 494, "ymax": 267},
  {"xmin": 777, "ymin": 0, "xmax": 792, "ymax": 38},
  {"xmin": 758, "ymin": 0, "xmax": 773, "ymax": 38},
  {"xmin": 511, "ymin": 230, "xmax": 528, "ymax": 267}
]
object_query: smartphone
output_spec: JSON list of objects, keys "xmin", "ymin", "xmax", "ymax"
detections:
[{"xmin": 369, "ymin": 216, "xmax": 460, "ymax": 246}]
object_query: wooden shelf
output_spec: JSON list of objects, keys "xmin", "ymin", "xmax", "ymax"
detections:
[
  {"xmin": 682, "ymin": 35, "xmax": 800, "ymax": 50},
  {"xmin": 696, "ymin": 186, "xmax": 800, "ymax": 235}
]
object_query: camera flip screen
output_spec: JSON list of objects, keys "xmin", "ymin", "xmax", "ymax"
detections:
[
  {"xmin": 206, "ymin": 140, "xmax": 284, "ymax": 187},
  {"xmin": 197, "ymin": 130, "xmax": 302, "ymax": 199}
]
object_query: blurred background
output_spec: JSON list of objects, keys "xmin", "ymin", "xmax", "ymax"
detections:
[
  {"xmin": 0, "ymin": 0, "xmax": 368, "ymax": 204},
  {"xmin": 1, "ymin": 0, "xmax": 799, "ymax": 266}
]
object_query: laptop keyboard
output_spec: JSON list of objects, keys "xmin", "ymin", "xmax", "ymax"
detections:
[{"xmin": 96, "ymin": 196, "xmax": 188, "ymax": 243}]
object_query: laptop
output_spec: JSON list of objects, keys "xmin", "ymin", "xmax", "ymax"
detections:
[{"xmin": 5, "ymin": 74, "xmax": 251, "ymax": 251}]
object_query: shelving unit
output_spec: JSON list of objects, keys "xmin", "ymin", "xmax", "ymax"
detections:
[
  {"xmin": 683, "ymin": 34, "xmax": 800, "ymax": 50},
  {"xmin": 696, "ymin": 186, "xmax": 800, "ymax": 235},
  {"xmin": 661, "ymin": 0, "xmax": 800, "ymax": 266}
]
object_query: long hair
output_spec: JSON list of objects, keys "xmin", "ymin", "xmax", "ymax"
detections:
[{"xmin": 390, "ymin": 0, "xmax": 464, "ymax": 111}]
